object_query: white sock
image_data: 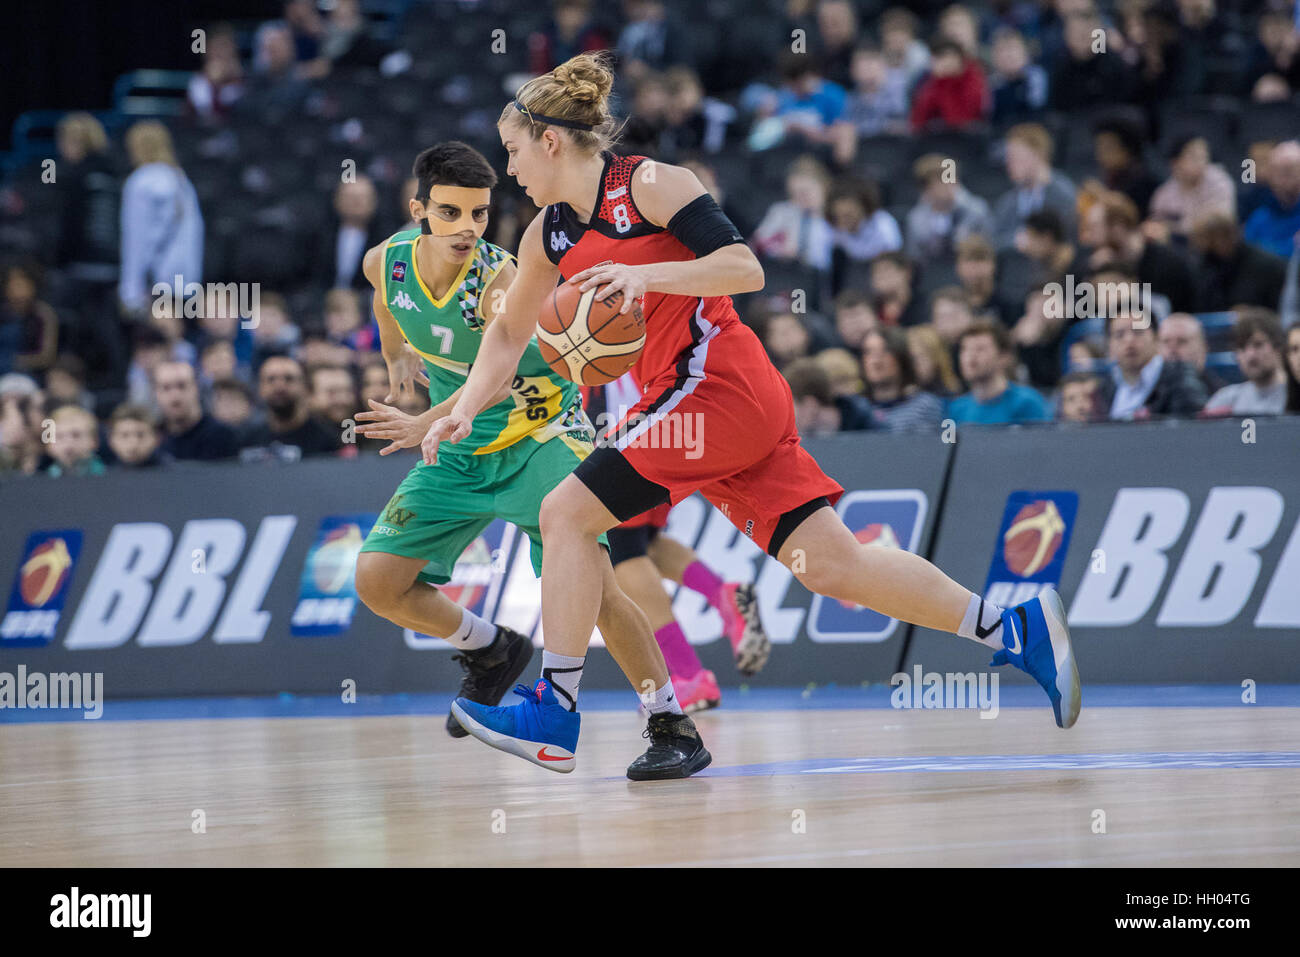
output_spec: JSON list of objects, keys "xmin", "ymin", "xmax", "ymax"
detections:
[
  {"xmin": 445, "ymin": 606, "xmax": 497, "ymax": 650},
  {"xmin": 642, "ymin": 679, "xmax": 684, "ymax": 716},
  {"xmin": 541, "ymin": 651, "xmax": 584, "ymax": 712},
  {"xmin": 957, "ymin": 594, "xmax": 1005, "ymax": 649}
]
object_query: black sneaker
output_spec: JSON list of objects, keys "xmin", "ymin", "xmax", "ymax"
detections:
[
  {"xmin": 446, "ymin": 626, "xmax": 534, "ymax": 739},
  {"xmin": 626, "ymin": 712, "xmax": 713, "ymax": 781}
]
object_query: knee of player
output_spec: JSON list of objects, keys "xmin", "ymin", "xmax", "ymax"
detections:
[
  {"xmin": 539, "ymin": 484, "xmax": 603, "ymax": 539},
  {"xmin": 354, "ymin": 556, "xmax": 398, "ymax": 614},
  {"xmin": 789, "ymin": 551, "xmax": 846, "ymax": 597}
]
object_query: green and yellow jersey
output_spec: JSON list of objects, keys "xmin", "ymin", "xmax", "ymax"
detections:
[{"xmin": 378, "ymin": 228, "xmax": 589, "ymax": 456}]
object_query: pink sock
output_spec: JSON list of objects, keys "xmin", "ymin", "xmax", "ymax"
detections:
[
  {"xmin": 681, "ymin": 560, "xmax": 726, "ymax": 610},
  {"xmin": 654, "ymin": 621, "xmax": 703, "ymax": 678}
]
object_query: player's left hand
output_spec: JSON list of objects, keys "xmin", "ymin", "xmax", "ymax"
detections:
[{"xmin": 570, "ymin": 263, "xmax": 647, "ymax": 314}]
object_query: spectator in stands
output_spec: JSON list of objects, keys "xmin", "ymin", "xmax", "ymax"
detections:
[
  {"xmin": 309, "ymin": 363, "xmax": 359, "ymax": 435},
  {"xmin": 869, "ymin": 252, "xmax": 924, "ymax": 327},
  {"xmin": 0, "ymin": 387, "xmax": 41, "ymax": 476},
  {"xmin": 1158, "ymin": 312, "xmax": 1226, "ymax": 396},
  {"xmin": 1015, "ymin": 209, "xmax": 1078, "ymax": 289},
  {"xmin": 243, "ymin": 21, "xmax": 310, "ymax": 113},
  {"xmin": 909, "ymin": 38, "xmax": 989, "ymax": 133},
  {"xmin": 53, "ymin": 113, "xmax": 121, "ymax": 391},
  {"xmin": 1203, "ymin": 309, "xmax": 1289, "ymax": 416},
  {"xmin": 1057, "ymin": 371, "xmax": 1101, "ymax": 423},
  {"xmin": 187, "ymin": 23, "xmax": 244, "ymax": 122},
  {"xmin": 1050, "ymin": 9, "xmax": 1137, "ymax": 111},
  {"xmin": 753, "ymin": 156, "xmax": 834, "ymax": 271},
  {"xmin": 838, "ymin": 43, "xmax": 909, "ymax": 144},
  {"xmin": 905, "ymin": 154, "xmax": 994, "ymax": 262},
  {"xmin": 284, "ymin": 0, "xmax": 325, "ymax": 61},
  {"xmin": 1098, "ymin": 310, "xmax": 1208, "ymax": 419},
  {"xmin": 1245, "ymin": 9, "xmax": 1300, "ymax": 101},
  {"xmin": 861, "ymin": 327, "xmax": 944, "ymax": 432},
  {"xmin": 988, "ymin": 27, "xmax": 1048, "ymax": 127},
  {"xmin": 955, "ymin": 235, "xmax": 1019, "ymax": 325},
  {"xmin": 1243, "ymin": 140, "xmax": 1300, "ymax": 260},
  {"xmin": 1011, "ymin": 287, "xmax": 1069, "ymax": 389},
  {"xmin": 199, "ymin": 340, "xmax": 238, "ymax": 399},
  {"xmin": 828, "ymin": 177, "xmax": 902, "ymax": 273},
  {"xmin": 992, "ymin": 123, "xmax": 1076, "ymax": 249},
  {"xmin": 661, "ymin": 67, "xmax": 734, "ymax": 157},
  {"xmin": 787, "ymin": 357, "xmax": 871, "ymax": 434},
  {"xmin": 154, "ymin": 360, "xmax": 240, "ymax": 461},
  {"xmin": 45, "ymin": 355, "xmax": 94, "ymax": 412},
  {"xmin": 118, "ymin": 122, "xmax": 204, "ymax": 316},
  {"xmin": 621, "ymin": 72, "xmax": 670, "ymax": 156},
  {"xmin": 44, "ymin": 405, "xmax": 104, "ymax": 478},
  {"xmin": 1286, "ymin": 324, "xmax": 1300, "ymax": 413},
  {"xmin": 759, "ymin": 311, "xmax": 812, "ymax": 369},
  {"xmin": 814, "ymin": 0, "xmax": 858, "ymax": 88},
  {"xmin": 1084, "ymin": 191, "xmax": 1197, "ymax": 314},
  {"xmin": 242, "ymin": 355, "xmax": 341, "ymax": 459},
  {"xmin": 105, "ymin": 403, "xmax": 166, "ymax": 469},
  {"xmin": 813, "ymin": 347, "xmax": 865, "ymax": 397},
  {"xmin": 210, "ymin": 378, "xmax": 257, "ymax": 437},
  {"xmin": 938, "ymin": 4, "xmax": 981, "ymax": 58},
  {"xmin": 193, "ymin": 302, "xmax": 253, "ymax": 378},
  {"xmin": 929, "ymin": 286, "xmax": 976, "ymax": 352},
  {"xmin": 324, "ymin": 288, "xmax": 378, "ymax": 357},
  {"xmin": 948, "ymin": 321, "xmax": 1052, "ymax": 424},
  {"xmin": 908, "ymin": 324, "xmax": 962, "ymax": 398},
  {"xmin": 311, "ymin": 0, "xmax": 393, "ymax": 73},
  {"xmin": 1189, "ymin": 212, "xmax": 1287, "ymax": 313},
  {"xmin": 359, "ymin": 354, "xmax": 391, "ymax": 407},
  {"xmin": 322, "ymin": 177, "xmax": 385, "ymax": 291},
  {"xmin": 1, "ymin": 261, "xmax": 58, "ymax": 374},
  {"xmin": 1067, "ymin": 337, "xmax": 1106, "ymax": 373},
  {"xmin": 879, "ymin": 7, "xmax": 930, "ymax": 91},
  {"xmin": 250, "ymin": 291, "xmax": 301, "ymax": 366},
  {"xmin": 831, "ymin": 289, "xmax": 878, "ymax": 356},
  {"xmin": 1148, "ymin": 135, "xmax": 1236, "ymax": 241},
  {"xmin": 1091, "ymin": 114, "xmax": 1160, "ymax": 215},
  {"xmin": 125, "ymin": 325, "xmax": 172, "ymax": 410},
  {"xmin": 528, "ymin": 0, "xmax": 610, "ymax": 76},
  {"xmin": 617, "ymin": 0, "xmax": 695, "ymax": 84},
  {"xmin": 765, "ymin": 52, "xmax": 847, "ymax": 151}
]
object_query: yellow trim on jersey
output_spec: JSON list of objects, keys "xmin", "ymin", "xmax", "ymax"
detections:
[
  {"xmin": 411, "ymin": 234, "xmax": 475, "ymax": 309},
  {"xmin": 474, "ymin": 379, "xmax": 568, "ymax": 455},
  {"xmin": 554, "ymin": 431, "xmax": 594, "ymax": 461}
]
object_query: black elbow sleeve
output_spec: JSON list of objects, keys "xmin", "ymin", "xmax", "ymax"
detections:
[{"xmin": 666, "ymin": 194, "xmax": 747, "ymax": 258}]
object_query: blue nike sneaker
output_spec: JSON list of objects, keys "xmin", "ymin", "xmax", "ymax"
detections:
[
  {"xmin": 990, "ymin": 587, "xmax": 1081, "ymax": 729},
  {"xmin": 450, "ymin": 679, "xmax": 580, "ymax": 773}
]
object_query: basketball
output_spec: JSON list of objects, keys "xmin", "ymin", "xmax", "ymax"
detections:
[{"xmin": 537, "ymin": 280, "xmax": 645, "ymax": 386}]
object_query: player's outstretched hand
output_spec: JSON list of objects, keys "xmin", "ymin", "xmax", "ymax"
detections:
[
  {"xmin": 385, "ymin": 344, "xmax": 430, "ymax": 404},
  {"xmin": 569, "ymin": 262, "xmax": 646, "ymax": 314},
  {"xmin": 421, "ymin": 411, "xmax": 473, "ymax": 466},
  {"xmin": 354, "ymin": 399, "xmax": 428, "ymax": 456}
]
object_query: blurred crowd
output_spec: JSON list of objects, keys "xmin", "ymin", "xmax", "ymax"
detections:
[{"xmin": 3, "ymin": 0, "xmax": 1300, "ymax": 479}]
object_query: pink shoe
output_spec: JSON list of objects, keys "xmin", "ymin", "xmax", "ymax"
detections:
[
  {"xmin": 674, "ymin": 669, "xmax": 721, "ymax": 713},
  {"xmin": 719, "ymin": 582, "xmax": 770, "ymax": 677}
]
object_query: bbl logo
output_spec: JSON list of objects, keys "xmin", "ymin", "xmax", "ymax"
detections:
[
  {"xmin": 391, "ymin": 260, "xmax": 407, "ymax": 283},
  {"xmin": 3, "ymin": 530, "xmax": 83, "ymax": 646},
  {"xmin": 984, "ymin": 491, "xmax": 1079, "ymax": 607},
  {"xmin": 807, "ymin": 490, "xmax": 927, "ymax": 643},
  {"xmin": 292, "ymin": 514, "xmax": 376, "ymax": 636}
]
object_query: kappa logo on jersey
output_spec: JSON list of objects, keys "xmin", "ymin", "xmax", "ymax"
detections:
[
  {"xmin": 984, "ymin": 491, "xmax": 1079, "ymax": 609},
  {"xmin": 2, "ymin": 530, "xmax": 83, "ymax": 646},
  {"xmin": 550, "ymin": 231, "xmax": 572, "ymax": 252},
  {"xmin": 807, "ymin": 490, "xmax": 927, "ymax": 643},
  {"xmin": 292, "ymin": 514, "xmax": 375, "ymax": 637},
  {"xmin": 390, "ymin": 290, "xmax": 421, "ymax": 312},
  {"xmin": 391, "ymin": 260, "xmax": 407, "ymax": 283},
  {"xmin": 404, "ymin": 520, "xmax": 519, "ymax": 650}
]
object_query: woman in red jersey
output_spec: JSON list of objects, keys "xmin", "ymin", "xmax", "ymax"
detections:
[{"xmin": 433, "ymin": 53, "xmax": 1080, "ymax": 770}]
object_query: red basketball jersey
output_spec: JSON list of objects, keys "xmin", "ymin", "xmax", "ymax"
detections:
[{"xmin": 541, "ymin": 152, "xmax": 742, "ymax": 387}]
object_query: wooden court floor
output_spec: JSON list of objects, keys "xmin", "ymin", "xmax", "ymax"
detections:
[{"xmin": 2, "ymin": 706, "xmax": 1297, "ymax": 867}]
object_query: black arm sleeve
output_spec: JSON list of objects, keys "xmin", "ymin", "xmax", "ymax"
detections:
[{"xmin": 665, "ymin": 194, "xmax": 747, "ymax": 258}]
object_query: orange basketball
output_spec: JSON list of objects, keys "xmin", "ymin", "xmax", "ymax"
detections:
[{"xmin": 537, "ymin": 280, "xmax": 646, "ymax": 386}]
